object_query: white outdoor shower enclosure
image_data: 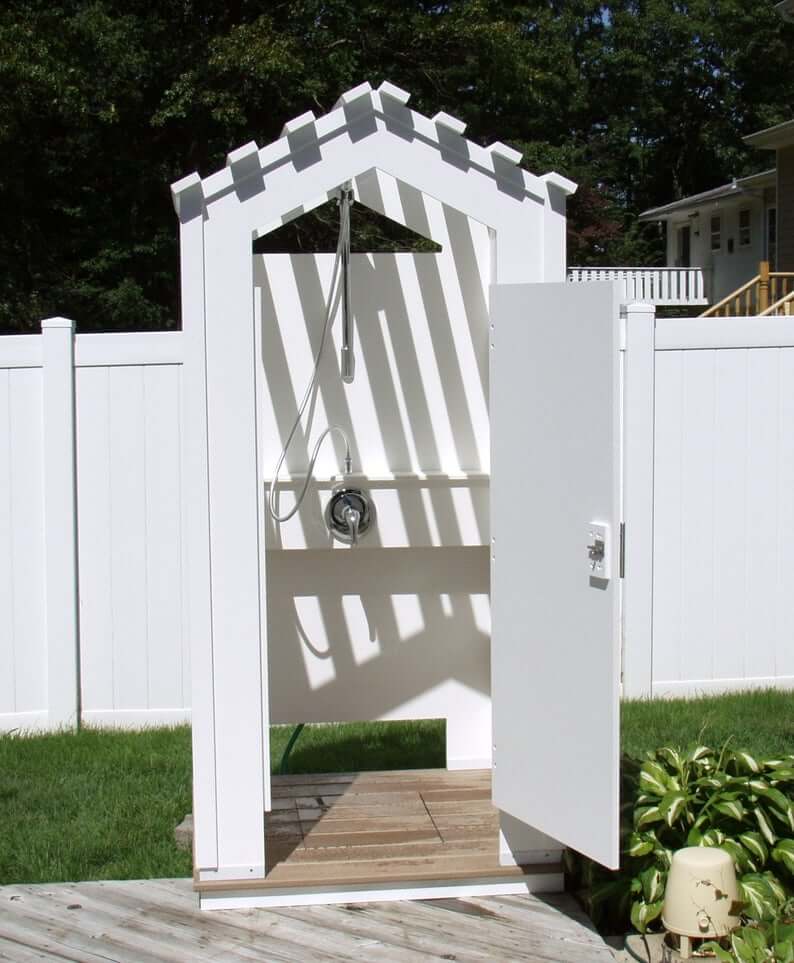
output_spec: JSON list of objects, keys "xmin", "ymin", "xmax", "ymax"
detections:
[{"xmin": 172, "ymin": 81, "xmax": 624, "ymax": 907}]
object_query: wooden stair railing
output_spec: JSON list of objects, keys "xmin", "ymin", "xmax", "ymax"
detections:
[
  {"xmin": 700, "ymin": 262, "xmax": 794, "ymax": 317},
  {"xmin": 759, "ymin": 289, "xmax": 794, "ymax": 316}
]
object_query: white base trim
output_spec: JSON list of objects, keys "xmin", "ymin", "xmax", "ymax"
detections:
[
  {"xmin": 651, "ymin": 676, "xmax": 794, "ymax": 698},
  {"xmin": 0, "ymin": 710, "xmax": 49, "ymax": 733},
  {"xmin": 197, "ymin": 865, "xmax": 266, "ymax": 882},
  {"xmin": 81, "ymin": 708, "xmax": 191, "ymax": 728},
  {"xmin": 199, "ymin": 872, "xmax": 564, "ymax": 910},
  {"xmin": 447, "ymin": 756, "xmax": 492, "ymax": 771}
]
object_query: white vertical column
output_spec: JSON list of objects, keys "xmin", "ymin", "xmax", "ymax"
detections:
[
  {"xmin": 621, "ymin": 302, "xmax": 656, "ymax": 698},
  {"xmin": 41, "ymin": 317, "xmax": 80, "ymax": 728},
  {"xmin": 172, "ymin": 174, "xmax": 219, "ymax": 873}
]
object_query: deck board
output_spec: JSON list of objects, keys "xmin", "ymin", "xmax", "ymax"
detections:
[
  {"xmin": 195, "ymin": 768, "xmax": 555, "ymax": 892},
  {"xmin": 0, "ymin": 878, "xmax": 616, "ymax": 961}
]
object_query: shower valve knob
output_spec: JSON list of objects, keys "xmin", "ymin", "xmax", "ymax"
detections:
[{"xmin": 324, "ymin": 486, "xmax": 375, "ymax": 546}]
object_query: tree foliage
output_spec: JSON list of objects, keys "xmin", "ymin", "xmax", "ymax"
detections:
[{"xmin": 1, "ymin": 0, "xmax": 792, "ymax": 331}]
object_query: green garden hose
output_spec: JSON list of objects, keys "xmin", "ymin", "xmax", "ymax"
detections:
[{"xmin": 279, "ymin": 723, "xmax": 305, "ymax": 775}]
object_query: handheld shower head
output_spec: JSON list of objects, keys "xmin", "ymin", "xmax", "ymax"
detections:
[{"xmin": 338, "ymin": 183, "xmax": 355, "ymax": 384}]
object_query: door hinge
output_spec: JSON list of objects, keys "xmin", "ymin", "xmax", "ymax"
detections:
[{"xmin": 619, "ymin": 522, "xmax": 625, "ymax": 578}]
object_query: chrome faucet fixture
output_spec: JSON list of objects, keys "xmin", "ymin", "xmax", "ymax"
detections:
[{"xmin": 325, "ymin": 485, "xmax": 374, "ymax": 546}]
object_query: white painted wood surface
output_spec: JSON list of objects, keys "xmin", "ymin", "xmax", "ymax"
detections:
[
  {"xmin": 568, "ymin": 266, "xmax": 707, "ymax": 306},
  {"xmin": 621, "ymin": 303, "xmax": 656, "ymax": 698},
  {"xmin": 41, "ymin": 319, "xmax": 80, "ymax": 728},
  {"xmin": 176, "ymin": 81, "xmax": 577, "ymax": 883},
  {"xmin": 490, "ymin": 281, "xmax": 621, "ymax": 870},
  {"xmin": 651, "ymin": 331, "xmax": 794, "ymax": 696},
  {"xmin": 0, "ymin": 365, "xmax": 46, "ymax": 726},
  {"xmin": 0, "ymin": 328, "xmax": 187, "ymax": 733},
  {"xmin": 75, "ymin": 363, "xmax": 186, "ymax": 720}
]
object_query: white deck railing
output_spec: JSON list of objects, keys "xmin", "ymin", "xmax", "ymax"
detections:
[{"xmin": 568, "ymin": 267, "xmax": 707, "ymax": 306}]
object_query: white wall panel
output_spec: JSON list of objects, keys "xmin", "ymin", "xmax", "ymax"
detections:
[
  {"xmin": 0, "ymin": 368, "xmax": 46, "ymax": 720},
  {"xmin": 653, "ymin": 345, "xmax": 794, "ymax": 693},
  {"xmin": 76, "ymin": 364, "xmax": 185, "ymax": 716},
  {"xmin": 255, "ymin": 185, "xmax": 493, "ymax": 763}
]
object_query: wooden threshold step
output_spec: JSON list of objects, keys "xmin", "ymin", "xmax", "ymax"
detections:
[{"xmin": 195, "ymin": 860, "xmax": 562, "ymax": 893}]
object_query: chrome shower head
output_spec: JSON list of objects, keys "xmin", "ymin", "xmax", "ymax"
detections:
[{"xmin": 338, "ymin": 183, "xmax": 354, "ymax": 384}]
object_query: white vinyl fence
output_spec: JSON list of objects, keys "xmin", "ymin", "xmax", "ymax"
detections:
[
  {"xmin": 0, "ymin": 321, "xmax": 187, "ymax": 731},
  {"xmin": 622, "ymin": 312, "xmax": 794, "ymax": 698},
  {"xmin": 2, "ymin": 310, "xmax": 793, "ymax": 731}
]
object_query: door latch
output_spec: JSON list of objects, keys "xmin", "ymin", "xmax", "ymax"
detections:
[{"xmin": 587, "ymin": 522, "xmax": 611, "ymax": 579}]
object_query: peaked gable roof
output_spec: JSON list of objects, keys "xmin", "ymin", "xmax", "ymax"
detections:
[{"xmin": 171, "ymin": 80, "xmax": 576, "ymax": 222}]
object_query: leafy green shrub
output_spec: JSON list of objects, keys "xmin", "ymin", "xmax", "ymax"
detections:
[
  {"xmin": 568, "ymin": 746, "xmax": 794, "ymax": 935},
  {"xmin": 702, "ymin": 899, "xmax": 794, "ymax": 962}
]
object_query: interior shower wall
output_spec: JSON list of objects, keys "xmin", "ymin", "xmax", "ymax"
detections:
[{"xmin": 254, "ymin": 192, "xmax": 494, "ymax": 769}]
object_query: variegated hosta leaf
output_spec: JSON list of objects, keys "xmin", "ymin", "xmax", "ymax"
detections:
[
  {"xmin": 629, "ymin": 897, "xmax": 664, "ymax": 934},
  {"xmin": 714, "ymin": 797, "xmax": 746, "ymax": 821},
  {"xmin": 639, "ymin": 866, "xmax": 665, "ymax": 903},
  {"xmin": 734, "ymin": 751, "xmax": 762, "ymax": 774},
  {"xmin": 749, "ymin": 781, "xmax": 792, "ymax": 813},
  {"xmin": 763, "ymin": 760, "xmax": 785, "ymax": 772},
  {"xmin": 702, "ymin": 828, "xmax": 727, "ymax": 847},
  {"xmin": 741, "ymin": 926, "xmax": 770, "ymax": 956},
  {"xmin": 754, "ymin": 806, "xmax": 778, "ymax": 846},
  {"xmin": 770, "ymin": 768, "xmax": 794, "ymax": 783},
  {"xmin": 772, "ymin": 838, "xmax": 794, "ymax": 875},
  {"xmin": 653, "ymin": 845, "xmax": 673, "ymax": 869},
  {"xmin": 721, "ymin": 837, "xmax": 751, "ymax": 873},
  {"xmin": 634, "ymin": 805, "xmax": 663, "ymax": 829},
  {"xmin": 687, "ymin": 745, "xmax": 714, "ymax": 764},
  {"xmin": 774, "ymin": 939, "xmax": 794, "ymax": 963},
  {"xmin": 626, "ymin": 832, "xmax": 654, "ymax": 858},
  {"xmin": 697, "ymin": 775, "xmax": 726, "ymax": 790},
  {"xmin": 699, "ymin": 941, "xmax": 735, "ymax": 962},
  {"xmin": 639, "ymin": 761, "xmax": 670, "ymax": 798},
  {"xmin": 762, "ymin": 871, "xmax": 786, "ymax": 905},
  {"xmin": 659, "ymin": 790, "xmax": 688, "ymax": 827},
  {"xmin": 729, "ymin": 932, "xmax": 759, "ymax": 963},
  {"xmin": 656, "ymin": 747, "xmax": 683, "ymax": 773},
  {"xmin": 739, "ymin": 832, "xmax": 769, "ymax": 866},
  {"xmin": 739, "ymin": 873, "xmax": 780, "ymax": 923},
  {"xmin": 687, "ymin": 825, "xmax": 703, "ymax": 846},
  {"xmin": 748, "ymin": 779, "xmax": 771, "ymax": 796}
]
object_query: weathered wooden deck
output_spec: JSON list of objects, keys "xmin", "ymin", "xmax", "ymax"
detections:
[
  {"xmin": 0, "ymin": 877, "xmax": 617, "ymax": 961},
  {"xmin": 199, "ymin": 768, "xmax": 558, "ymax": 895}
]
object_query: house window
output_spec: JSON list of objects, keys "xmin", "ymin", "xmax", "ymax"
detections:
[
  {"xmin": 710, "ymin": 215, "xmax": 721, "ymax": 251},
  {"xmin": 739, "ymin": 208, "xmax": 751, "ymax": 247}
]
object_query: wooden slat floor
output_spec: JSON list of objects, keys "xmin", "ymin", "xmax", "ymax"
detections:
[
  {"xmin": 198, "ymin": 768, "xmax": 559, "ymax": 893},
  {"xmin": 0, "ymin": 877, "xmax": 617, "ymax": 961}
]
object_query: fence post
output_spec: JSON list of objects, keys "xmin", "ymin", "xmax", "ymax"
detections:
[
  {"xmin": 622, "ymin": 301, "xmax": 656, "ymax": 698},
  {"xmin": 41, "ymin": 318, "xmax": 80, "ymax": 729}
]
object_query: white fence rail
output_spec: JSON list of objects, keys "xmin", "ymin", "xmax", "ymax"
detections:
[
  {"xmin": 568, "ymin": 267, "xmax": 707, "ymax": 306},
  {"xmin": 2, "ymin": 312, "xmax": 794, "ymax": 730},
  {"xmin": 0, "ymin": 322, "xmax": 187, "ymax": 731}
]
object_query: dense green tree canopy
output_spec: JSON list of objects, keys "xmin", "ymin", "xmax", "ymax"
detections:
[{"xmin": 1, "ymin": 0, "xmax": 792, "ymax": 331}]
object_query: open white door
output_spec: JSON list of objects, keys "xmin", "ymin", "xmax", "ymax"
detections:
[{"xmin": 490, "ymin": 280, "xmax": 622, "ymax": 870}]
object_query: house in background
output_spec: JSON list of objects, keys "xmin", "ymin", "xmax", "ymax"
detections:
[
  {"xmin": 567, "ymin": 0, "xmax": 794, "ymax": 315},
  {"xmin": 744, "ymin": 118, "xmax": 794, "ymax": 274},
  {"xmin": 637, "ymin": 168, "xmax": 777, "ymax": 305},
  {"xmin": 570, "ymin": 121, "xmax": 794, "ymax": 315}
]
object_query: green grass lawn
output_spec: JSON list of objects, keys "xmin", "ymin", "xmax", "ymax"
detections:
[{"xmin": 1, "ymin": 690, "xmax": 792, "ymax": 886}]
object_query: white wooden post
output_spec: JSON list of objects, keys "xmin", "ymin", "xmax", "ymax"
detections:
[
  {"xmin": 41, "ymin": 317, "xmax": 80, "ymax": 728},
  {"xmin": 621, "ymin": 302, "xmax": 656, "ymax": 698},
  {"xmin": 172, "ymin": 174, "xmax": 220, "ymax": 873}
]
